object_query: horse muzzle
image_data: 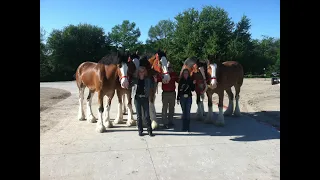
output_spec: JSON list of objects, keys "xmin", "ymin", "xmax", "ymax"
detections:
[{"xmin": 121, "ymin": 79, "xmax": 129, "ymax": 89}]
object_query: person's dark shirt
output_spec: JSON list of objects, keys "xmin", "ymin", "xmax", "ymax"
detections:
[
  {"xmin": 136, "ymin": 79, "xmax": 145, "ymax": 95},
  {"xmin": 177, "ymin": 77, "xmax": 195, "ymax": 100}
]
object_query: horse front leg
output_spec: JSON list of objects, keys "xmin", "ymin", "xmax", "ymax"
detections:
[
  {"xmin": 224, "ymin": 88, "xmax": 234, "ymax": 116},
  {"xmin": 114, "ymin": 89, "xmax": 124, "ymax": 124},
  {"xmin": 96, "ymin": 91, "xmax": 106, "ymax": 133},
  {"xmin": 122, "ymin": 93, "xmax": 128, "ymax": 115},
  {"xmin": 205, "ymin": 91, "xmax": 213, "ymax": 124},
  {"xmin": 126, "ymin": 90, "xmax": 136, "ymax": 127},
  {"xmin": 103, "ymin": 91, "xmax": 115, "ymax": 128},
  {"xmin": 196, "ymin": 93, "xmax": 205, "ymax": 121},
  {"xmin": 233, "ymin": 85, "xmax": 242, "ymax": 117},
  {"xmin": 215, "ymin": 90, "xmax": 225, "ymax": 126},
  {"xmin": 149, "ymin": 88, "xmax": 158, "ymax": 130}
]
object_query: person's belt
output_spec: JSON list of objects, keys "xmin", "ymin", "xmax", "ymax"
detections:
[
  {"xmin": 163, "ymin": 90, "xmax": 175, "ymax": 93},
  {"xmin": 136, "ymin": 94, "xmax": 146, "ymax": 98},
  {"xmin": 183, "ymin": 94, "xmax": 189, "ymax": 98}
]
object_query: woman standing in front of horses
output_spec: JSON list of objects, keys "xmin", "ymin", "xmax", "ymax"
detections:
[
  {"xmin": 132, "ymin": 66, "xmax": 154, "ymax": 136},
  {"xmin": 177, "ymin": 69, "xmax": 196, "ymax": 132}
]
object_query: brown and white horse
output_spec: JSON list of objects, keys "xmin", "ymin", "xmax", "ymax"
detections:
[
  {"xmin": 179, "ymin": 57, "xmax": 208, "ymax": 121},
  {"xmin": 113, "ymin": 52, "xmax": 139, "ymax": 126},
  {"xmin": 139, "ymin": 49, "xmax": 171, "ymax": 129},
  {"xmin": 75, "ymin": 51, "xmax": 133, "ymax": 133},
  {"xmin": 204, "ymin": 55, "xmax": 244, "ymax": 126}
]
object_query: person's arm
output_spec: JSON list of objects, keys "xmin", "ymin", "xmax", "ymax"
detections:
[
  {"xmin": 172, "ymin": 72, "xmax": 179, "ymax": 83},
  {"xmin": 189, "ymin": 78, "xmax": 195, "ymax": 91},
  {"xmin": 156, "ymin": 74, "xmax": 162, "ymax": 82},
  {"xmin": 177, "ymin": 81, "xmax": 182, "ymax": 100}
]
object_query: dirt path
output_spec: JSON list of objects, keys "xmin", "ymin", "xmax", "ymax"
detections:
[
  {"xmin": 210, "ymin": 78, "xmax": 280, "ymax": 129},
  {"xmin": 40, "ymin": 87, "xmax": 71, "ymax": 135}
]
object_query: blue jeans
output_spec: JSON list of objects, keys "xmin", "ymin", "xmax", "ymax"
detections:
[
  {"xmin": 134, "ymin": 96, "xmax": 151, "ymax": 131},
  {"xmin": 180, "ymin": 96, "xmax": 192, "ymax": 130}
]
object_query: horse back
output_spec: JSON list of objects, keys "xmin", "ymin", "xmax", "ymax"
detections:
[{"xmin": 218, "ymin": 61, "xmax": 244, "ymax": 87}]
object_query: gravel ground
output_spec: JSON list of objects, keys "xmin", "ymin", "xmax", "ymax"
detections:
[
  {"xmin": 40, "ymin": 87, "xmax": 71, "ymax": 135},
  {"xmin": 210, "ymin": 78, "xmax": 280, "ymax": 129}
]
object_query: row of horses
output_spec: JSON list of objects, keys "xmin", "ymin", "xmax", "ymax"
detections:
[{"xmin": 75, "ymin": 49, "xmax": 244, "ymax": 133}]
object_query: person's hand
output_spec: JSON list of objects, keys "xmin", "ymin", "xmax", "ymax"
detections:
[
  {"xmin": 177, "ymin": 100, "xmax": 180, "ymax": 105},
  {"xmin": 153, "ymin": 75, "xmax": 157, "ymax": 82},
  {"xmin": 193, "ymin": 80, "xmax": 196, "ymax": 84}
]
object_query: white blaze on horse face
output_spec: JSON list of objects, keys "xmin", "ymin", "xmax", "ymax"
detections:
[
  {"xmin": 210, "ymin": 64, "xmax": 217, "ymax": 87},
  {"xmin": 120, "ymin": 62, "xmax": 129, "ymax": 89},
  {"xmin": 132, "ymin": 58, "xmax": 140, "ymax": 78},
  {"xmin": 160, "ymin": 56, "xmax": 171, "ymax": 83}
]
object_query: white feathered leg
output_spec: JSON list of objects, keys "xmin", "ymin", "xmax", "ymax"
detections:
[
  {"xmin": 103, "ymin": 104, "xmax": 113, "ymax": 128},
  {"xmin": 126, "ymin": 103, "xmax": 136, "ymax": 126},
  {"xmin": 114, "ymin": 103, "xmax": 123, "ymax": 124},
  {"xmin": 78, "ymin": 88, "xmax": 86, "ymax": 121},
  {"xmin": 234, "ymin": 95, "xmax": 241, "ymax": 117},
  {"xmin": 86, "ymin": 92, "xmax": 97, "ymax": 123}
]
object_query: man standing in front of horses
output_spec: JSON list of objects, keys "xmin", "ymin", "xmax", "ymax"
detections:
[{"xmin": 155, "ymin": 62, "xmax": 179, "ymax": 129}]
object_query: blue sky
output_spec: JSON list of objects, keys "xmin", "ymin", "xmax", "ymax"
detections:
[{"xmin": 40, "ymin": 0, "xmax": 279, "ymax": 43}]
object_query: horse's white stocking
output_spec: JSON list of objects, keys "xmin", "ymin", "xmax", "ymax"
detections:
[
  {"xmin": 78, "ymin": 88, "xmax": 86, "ymax": 121},
  {"xmin": 224, "ymin": 99, "xmax": 234, "ymax": 116},
  {"xmin": 103, "ymin": 104, "xmax": 113, "ymax": 128},
  {"xmin": 122, "ymin": 94, "xmax": 127, "ymax": 115},
  {"xmin": 96, "ymin": 108, "xmax": 105, "ymax": 133},
  {"xmin": 114, "ymin": 103, "xmax": 123, "ymax": 124},
  {"xmin": 86, "ymin": 92, "xmax": 97, "ymax": 123},
  {"xmin": 216, "ymin": 107, "xmax": 225, "ymax": 126},
  {"xmin": 150, "ymin": 102, "xmax": 158, "ymax": 130},
  {"xmin": 205, "ymin": 106, "xmax": 213, "ymax": 123},
  {"xmin": 234, "ymin": 95, "xmax": 241, "ymax": 117},
  {"xmin": 126, "ymin": 103, "xmax": 136, "ymax": 126}
]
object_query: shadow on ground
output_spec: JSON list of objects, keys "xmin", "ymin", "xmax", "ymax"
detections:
[{"xmin": 108, "ymin": 111, "xmax": 280, "ymax": 142}]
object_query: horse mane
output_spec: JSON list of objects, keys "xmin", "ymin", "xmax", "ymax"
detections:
[
  {"xmin": 98, "ymin": 51, "xmax": 128, "ymax": 65},
  {"xmin": 139, "ymin": 53, "xmax": 153, "ymax": 67}
]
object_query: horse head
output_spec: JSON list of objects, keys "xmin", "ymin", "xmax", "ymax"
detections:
[
  {"xmin": 116, "ymin": 51, "xmax": 131, "ymax": 89},
  {"xmin": 150, "ymin": 49, "xmax": 171, "ymax": 84},
  {"xmin": 207, "ymin": 54, "xmax": 219, "ymax": 89},
  {"xmin": 126, "ymin": 51, "xmax": 139, "ymax": 80}
]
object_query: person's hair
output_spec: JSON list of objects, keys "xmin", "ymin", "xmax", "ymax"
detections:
[
  {"xmin": 181, "ymin": 69, "xmax": 190, "ymax": 79},
  {"xmin": 138, "ymin": 66, "xmax": 148, "ymax": 78}
]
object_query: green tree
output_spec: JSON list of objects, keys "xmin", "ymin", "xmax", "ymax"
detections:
[
  {"xmin": 147, "ymin": 19, "xmax": 175, "ymax": 50},
  {"xmin": 200, "ymin": 6, "xmax": 234, "ymax": 60},
  {"xmin": 108, "ymin": 20, "xmax": 141, "ymax": 51},
  {"xmin": 46, "ymin": 23, "xmax": 108, "ymax": 80},
  {"xmin": 40, "ymin": 27, "xmax": 51, "ymax": 81}
]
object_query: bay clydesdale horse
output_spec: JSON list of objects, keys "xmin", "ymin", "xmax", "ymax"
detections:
[
  {"xmin": 75, "ymin": 51, "xmax": 135, "ymax": 133},
  {"xmin": 180, "ymin": 55, "xmax": 244, "ymax": 126},
  {"xmin": 138, "ymin": 49, "xmax": 171, "ymax": 130},
  {"xmin": 113, "ymin": 52, "xmax": 140, "ymax": 126}
]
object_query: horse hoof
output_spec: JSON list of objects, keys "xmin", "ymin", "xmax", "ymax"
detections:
[
  {"xmin": 105, "ymin": 121, "xmax": 113, "ymax": 128},
  {"xmin": 204, "ymin": 118, "xmax": 211, "ymax": 124},
  {"xmin": 151, "ymin": 120, "xmax": 158, "ymax": 130},
  {"xmin": 233, "ymin": 112, "xmax": 242, "ymax": 117},
  {"xmin": 96, "ymin": 125, "xmax": 106, "ymax": 133},
  {"xmin": 126, "ymin": 119, "xmax": 136, "ymax": 127},
  {"xmin": 215, "ymin": 121, "xmax": 225, "ymax": 127},
  {"xmin": 87, "ymin": 115, "xmax": 97, "ymax": 123},
  {"xmin": 224, "ymin": 111, "xmax": 233, "ymax": 116},
  {"xmin": 78, "ymin": 114, "xmax": 86, "ymax": 121},
  {"xmin": 113, "ymin": 118, "xmax": 123, "ymax": 124}
]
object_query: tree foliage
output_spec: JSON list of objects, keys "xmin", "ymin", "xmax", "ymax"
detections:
[
  {"xmin": 45, "ymin": 23, "xmax": 108, "ymax": 81},
  {"xmin": 108, "ymin": 20, "xmax": 141, "ymax": 51},
  {"xmin": 40, "ymin": 5, "xmax": 279, "ymax": 82}
]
